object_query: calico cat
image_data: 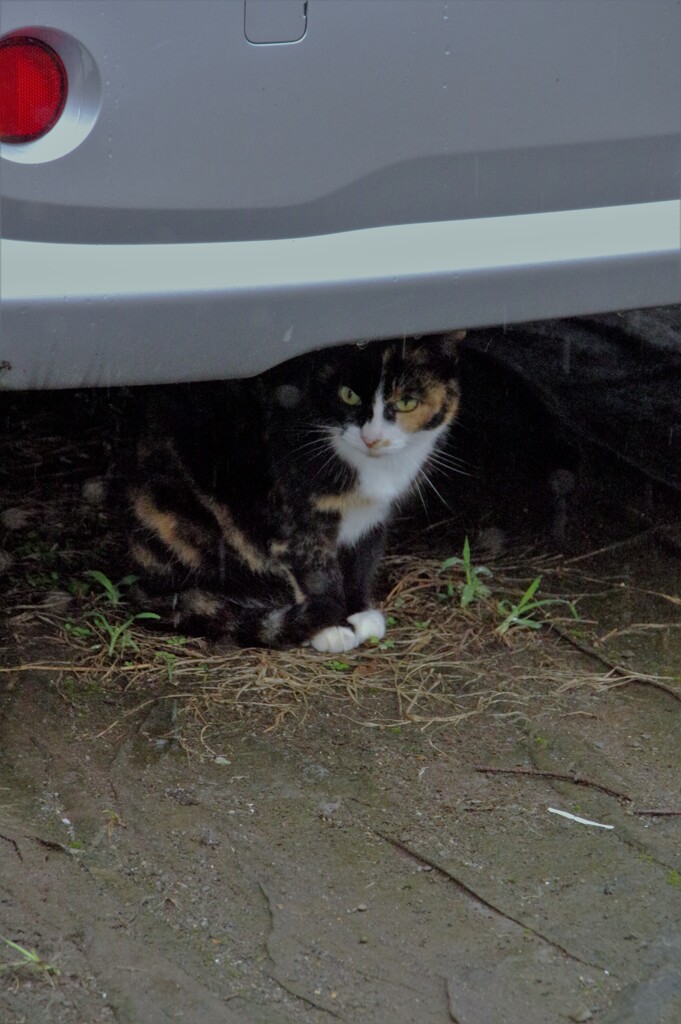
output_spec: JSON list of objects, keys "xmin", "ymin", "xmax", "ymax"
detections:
[{"xmin": 127, "ymin": 333, "xmax": 462, "ymax": 652}]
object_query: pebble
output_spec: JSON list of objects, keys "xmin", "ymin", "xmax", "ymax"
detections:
[
  {"xmin": 165, "ymin": 787, "xmax": 199, "ymax": 806},
  {"xmin": 474, "ymin": 526, "xmax": 506, "ymax": 558},
  {"xmin": 1, "ymin": 507, "xmax": 31, "ymax": 529},
  {"xmin": 41, "ymin": 589, "xmax": 73, "ymax": 612},
  {"xmin": 319, "ymin": 798, "xmax": 341, "ymax": 819},
  {"xmin": 82, "ymin": 477, "xmax": 107, "ymax": 505},
  {"xmin": 198, "ymin": 827, "xmax": 220, "ymax": 847}
]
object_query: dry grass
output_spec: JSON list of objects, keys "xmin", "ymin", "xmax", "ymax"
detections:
[
  {"xmin": 3, "ymin": 548, "xmax": 667, "ymax": 737},
  {"xmin": 2, "ymin": 389, "xmax": 679, "ymax": 740}
]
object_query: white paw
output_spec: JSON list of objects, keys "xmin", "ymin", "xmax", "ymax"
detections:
[
  {"xmin": 347, "ymin": 609, "xmax": 386, "ymax": 645},
  {"xmin": 311, "ymin": 625, "xmax": 359, "ymax": 654}
]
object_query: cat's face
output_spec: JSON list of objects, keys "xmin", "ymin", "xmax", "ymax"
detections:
[
  {"xmin": 319, "ymin": 336, "xmax": 461, "ymax": 466},
  {"xmin": 269, "ymin": 334, "xmax": 461, "ymax": 486}
]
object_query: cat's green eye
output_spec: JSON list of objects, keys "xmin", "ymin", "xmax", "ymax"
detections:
[
  {"xmin": 394, "ymin": 397, "xmax": 419, "ymax": 413},
  {"xmin": 339, "ymin": 385, "xmax": 361, "ymax": 406}
]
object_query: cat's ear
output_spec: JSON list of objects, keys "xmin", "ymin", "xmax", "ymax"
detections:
[
  {"xmin": 436, "ymin": 329, "xmax": 466, "ymax": 359},
  {"xmin": 409, "ymin": 330, "xmax": 465, "ymax": 364}
]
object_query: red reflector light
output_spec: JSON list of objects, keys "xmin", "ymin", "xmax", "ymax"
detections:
[{"xmin": 0, "ymin": 36, "xmax": 67, "ymax": 143}]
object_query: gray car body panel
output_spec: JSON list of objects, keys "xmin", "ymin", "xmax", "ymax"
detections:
[{"xmin": 1, "ymin": 0, "xmax": 680, "ymax": 388}]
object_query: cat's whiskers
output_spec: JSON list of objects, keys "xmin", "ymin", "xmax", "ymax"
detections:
[
  {"xmin": 284, "ymin": 424, "xmax": 330, "ymax": 447},
  {"xmin": 308, "ymin": 457, "xmax": 335, "ymax": 487},
  {"xmin": 419, "ymin": 467, "xmax": 456, "ymax": 512},
  {"xmin": 408, "ymin": 469, "xmax": 430, "ymax": 517},
  {"xmin": 401, "ymin": 446, "xmax": 456, "ymax": 513},
  {"xmin": 288, "ymin": 438, "xmax": 331, "ymax": 463},
  {"xmin": 426, "ymin": 448, "xmax": 471, "ymax": 477},
  {"xmin": 308, "ymin": 446, "xmax": 343, "ymax": 487},
  {"xmin": 284, "ymin": 430, "xmax": 333, "ymax": 468},
  {"xmin": 280, "ymin": 423, "xmax": 350, "ymax": 491}
]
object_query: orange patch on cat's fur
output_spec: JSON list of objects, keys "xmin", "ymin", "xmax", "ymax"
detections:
[
  {"xmin": 204, "ymin": 498, "xmax": 266, "ymax": 574},
  {"xmin": 395, "ymin": 382, "xmax": 460, "ymax": 433},
  {"xmin": 133, "ymin": 494, "xmax": 203, "ymax": 569},
  {"xmin": 314, "ymin": 492, "xmax": 374, "ymax": 515},
  {"xmin": 182, "ymin": 590, "xmax": 225, "ymax": 617},
  {"xmin": 130, "ymin": 541, "xmax": 167, "ymax": 573}
]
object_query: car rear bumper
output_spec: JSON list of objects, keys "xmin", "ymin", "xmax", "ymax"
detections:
[{"xmin": 1, "ymin": 200, "xmax": 679, "ymax": 389}]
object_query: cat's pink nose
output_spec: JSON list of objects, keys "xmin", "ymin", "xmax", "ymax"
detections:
[{"xmin": 363, "ymin": 436, "xmax": 379, "ymax": 448}]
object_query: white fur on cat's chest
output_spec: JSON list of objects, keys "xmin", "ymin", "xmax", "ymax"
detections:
[
  {"xmin": 337, "ymin": 497, "xmax": 389, "ymax": 546},
  {"xmin": 336, "ymin": 434, "xmax": 436, "ymax": 546}
]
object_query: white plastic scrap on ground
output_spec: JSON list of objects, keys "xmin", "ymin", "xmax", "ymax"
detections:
[{"xmin": 548, "ymin": 807, "xmax": 614, "ymax": 830}]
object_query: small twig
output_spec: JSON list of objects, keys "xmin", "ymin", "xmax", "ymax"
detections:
[
  {"xmin": 0, "ymin": 834, "xmax": 23, "ymax": 862},
  {"xmin": 634, "ymin": 588, "xmax": 681, "ymax": 608},
  {"xmin": 474, "ymin": 765, "xmax": 632, "ymax": 802},
  {"xmin": 93, "ymin": 694, "xmax": 195, "ymax": 739},
  {"xmin": 635, "ymin": 809, "xmax": 681, "ymax": 817},
  {"xmin": 0, "ymin": 662, "xmax": 157, "ymax": 674},
  {"xmin": 563, "ymin": 525, "xmax": 670, "ymax": 565},
  {"xmin": 550, "ymin": 624, "xmax": 681, "ymax": 703},
  {"xmin": 25, "ymin": 835, "xmax": 71, "ymax": 854},
  {"xmin": 476, "ymin": 768, "xmax": 681, "ymax": 818},
  {"xmin": 599, "ymin": 622, "xmax": 681, "ymax": 643}
]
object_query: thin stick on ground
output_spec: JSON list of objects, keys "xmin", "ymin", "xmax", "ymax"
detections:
[
  {"xmin": 474, "ymin": 765, "xmax": 633, "ymax": 802},
  {"xmin": 563, "ymin": 524, "xmax": 675, "ymax": 565},
  {"xmin": 635, "ymin": 809, "xmax": 681, "ymax": 817}
]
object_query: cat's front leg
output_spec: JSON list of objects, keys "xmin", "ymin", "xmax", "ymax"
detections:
[
  {"xmin": 287, "ymin": 529, "xmax": 382, "ymax": 652},
  {"xmin": 278, "ymin": 543, "xmax": 355, "ymax": 651},
  {"xmin": 298, "ymin": 563, "xmax": 359, "ymax": 652},
  {"xmin": 339, "ymin": 525, "xmax": 387, "ymax": 646}
]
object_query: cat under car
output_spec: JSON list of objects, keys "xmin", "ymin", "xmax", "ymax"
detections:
[{"xmin": 126, "ymin": 332, "xmax": 463, "ymax": 653}]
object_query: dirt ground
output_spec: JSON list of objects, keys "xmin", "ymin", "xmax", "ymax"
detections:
[{"xmin": 1, "ymin": 323, "xmax": 680, "ymax": 1024}]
